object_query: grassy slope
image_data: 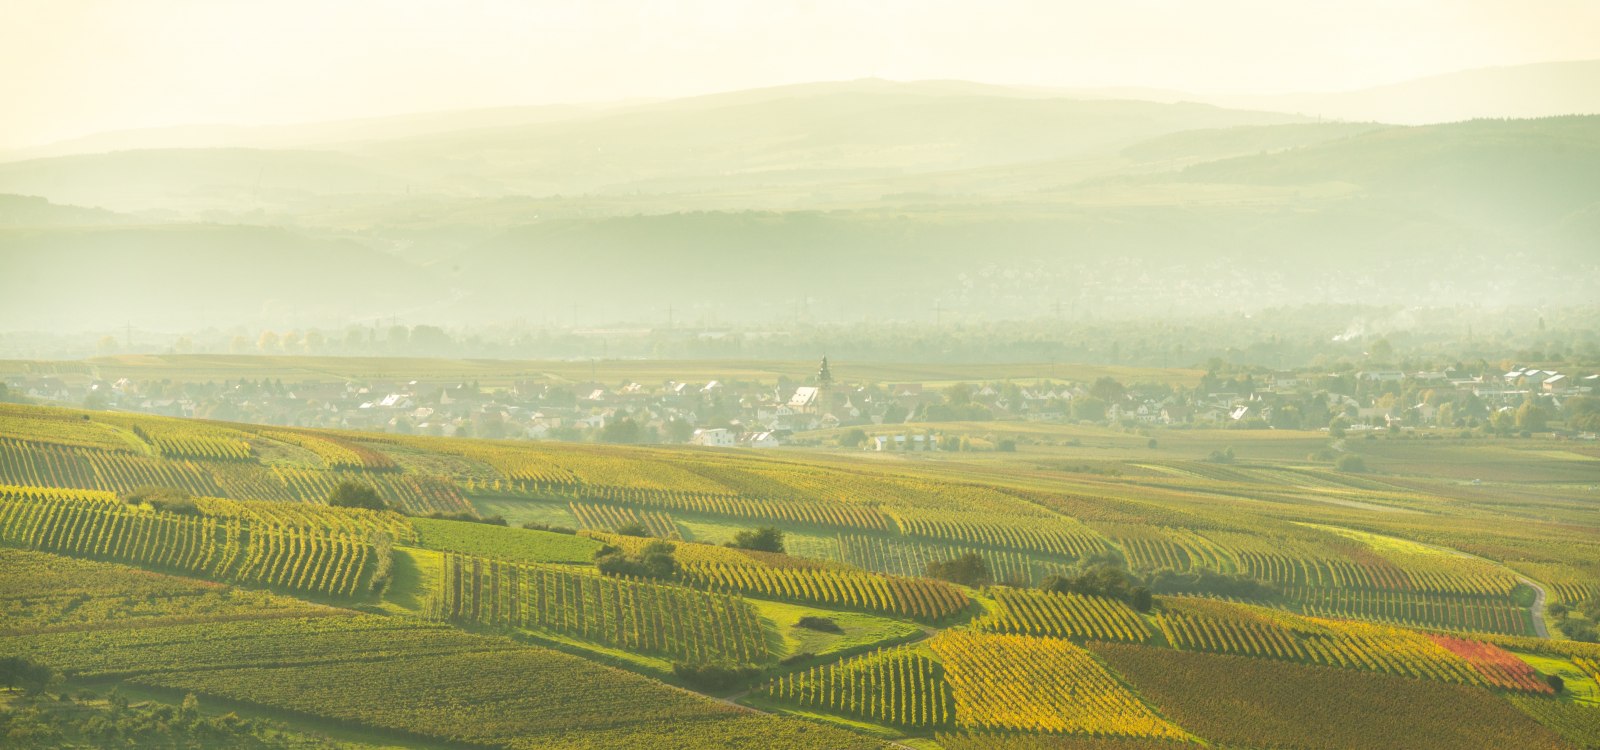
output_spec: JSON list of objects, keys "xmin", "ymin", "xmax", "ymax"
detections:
[{"xmin": 411, "ymin": 517, "xmax": 601, "ymax": 564}]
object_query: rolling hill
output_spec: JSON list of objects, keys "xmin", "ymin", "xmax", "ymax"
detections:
[{"xmin": 0, "ymin": 82, "xmax": 1596, "ymax": 330}]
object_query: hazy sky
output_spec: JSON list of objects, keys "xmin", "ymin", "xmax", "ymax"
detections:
[{"xmin": 3, "ymin": 0, "xmax": 1597, "ymax": 149}]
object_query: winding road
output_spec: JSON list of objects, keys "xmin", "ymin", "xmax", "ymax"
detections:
[
  {"xmin": 1311, "ymin": 522, "xmax": 1553, "ymax": 639},
  {"xmin": 1519, "ymin": 576, "xmax": 1550, "ymax": 638}
]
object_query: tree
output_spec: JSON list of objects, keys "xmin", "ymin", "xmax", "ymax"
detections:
[
  {"xmin": 0, "ymin": 656, "xmax": 58, "ymax": 695},
  {"xmin": 1042, "ymin": 564, "xmax": 1138, "ymax": 601},
  {"xmin": 926, "ymin": 552, "xmax": 991, "ymax": 587},
  {"xmin": 943, "ymin": 383, "xmax": 973, "ymax": 407},
  {"xmin": 1071, "ymin": 395, "xmax": 1107, "ymax": 422},
  {"xmin": 663, "ymin": 418, "xmax": 695, "ymax": 443},
  {"xmin": 1146, "ymin": 568, "xmax": 1279, "ymax": 600},
  {"xmin": 728, "ymin": 526, "xmax": 784, "ymax": 553},
  {"xmin": 1515, "ymin": 401, "xmax": 1548, "ymax": 432},
  {"xmin": 599, "ymin": 417, "xmax": 643, "ymax": 444},
  {"xmin": 1368, "ymin": 338, "xmax": 1394, "ymax": 363},
  {"xmin": 1088, "ymin": 376, "xmax": 1126, "ymax": 403},
  {"xmin": 614, "ymin": 521, "xmax": 651, "ymax": 537},
  {"xmin": 1129, "ymin": 586, "xmax": 1154, "ymax": 613},
  {"xmin": 838, "ymin": 428, "xmax": 868, "ymax": 449},
  {"xmin": 1546, "ymin": 674, "xmax": 1564, "ymax": 693},
  {"xmin": 1564, "ymin": 396, "xmax": 1600, "ymax": 431},
  {"xmin": 595, "ymin": 540, "xmax": 678, "ymax": 579},
  {"xmin": 995, "ymin": 438, "xmax": 1017, "ymax": 452},
  {"xmin": 327, "ymin": 481, "xmax": 386, "ymax": 511}
]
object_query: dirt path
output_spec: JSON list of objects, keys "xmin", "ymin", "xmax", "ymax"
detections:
[
  {"xmin": 1387, "ymin": 534, "xmax": 1552, "ymax": 639},
  {"xmin": 1313, "ymin": 523, "xmax": 1553, "ymax": 639},
  {"xmin": 1520, "ymin": 576, "xmax": 1550, "ymax": 638}
]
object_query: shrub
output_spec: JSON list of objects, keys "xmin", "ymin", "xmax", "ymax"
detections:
[
  {"xmin": 521, "ymin": 521, "xmax": 577, "ymax": 534},
  {"xmin": 425, "ymin": 511, "xmax": 506, "ymax": 525},
  {"xmin": 328, "ymin": 481, "xmax": 387, "ymax": 511},
  {"xmin": 728, "ymin": 526, "xmax": 784, "ymax": 553},
  {"xmin": 1042, "ymin": 564, "xmax": 1138, "ymax": 601},
  {"xmin": 119, "ymin": 486, "xmax": 199, "ymax": 515},
  {"xmin": 995, "ymin": 439, "xmax": 1017, "ymax": 452},
  {"xmin": 594, "ymin": 540, "xmax": 678, "ymax": 579},
  {"xmin": 1146, "ymin": 568, "xmax": 1279, "ymax": 601},
  {"xmin": 927, "ymin": 552, "xmax": 992, "ymax": 587},
  {"xmin": 795, "ymin": 616, "xmax": 843, "ymax": 633},
  {"xmin": 1335, "ymin": 454, "xmax": 1367, "ymax": 473}
]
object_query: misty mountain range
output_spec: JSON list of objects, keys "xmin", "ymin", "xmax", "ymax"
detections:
[{"xmin": 1, "ymin": 61, "xmax": 1598, "ymax": 332}]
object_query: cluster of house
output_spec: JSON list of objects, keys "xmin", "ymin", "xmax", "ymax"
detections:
[{"xmin": 5, "ymin": 359, "xmax": 1595, "ymax": 446}]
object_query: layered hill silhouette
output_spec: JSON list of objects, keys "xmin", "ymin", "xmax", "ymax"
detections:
[{"xmin": 2, "ymin": 75, "xmax": 1597, "ymax": 330}]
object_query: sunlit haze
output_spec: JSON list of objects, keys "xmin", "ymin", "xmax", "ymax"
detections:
[{"xmin": 4, "ymin": 0, "xmax": 1599, "ymax": 149}]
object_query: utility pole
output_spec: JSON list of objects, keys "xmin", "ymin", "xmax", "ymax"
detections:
[{"xmin": 933, "ymin": 303, "xmax": 945, "ymax": 327}]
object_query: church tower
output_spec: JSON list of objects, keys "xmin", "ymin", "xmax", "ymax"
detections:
[{"xmin": 815, "ymin": 355, "xmax": 834, "ymax": 418}]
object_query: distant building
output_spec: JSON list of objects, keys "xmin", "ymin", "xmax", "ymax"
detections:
[{"xmin": 691, "ymin": 428, "xmax": 736, "ymax": 447}]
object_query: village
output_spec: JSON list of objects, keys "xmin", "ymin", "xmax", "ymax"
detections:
[{"xmin": 4, "ymin": 358, "xmax": 1596, "ymax": 449}]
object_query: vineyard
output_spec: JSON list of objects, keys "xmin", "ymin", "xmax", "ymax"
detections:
[
  {"xmin": 1151, "ymin": 597, "xmax": 1513, "ymax": 689},
  {"xmin": 570, "ymin": 501, "xmax": 681, "ymax": 538},
  {"xmin": 680, "ymin": 560, "xmax": 969, "ymax": 621},
  {"xmin": 758, "ymin": 645, "xmax": 954, "ymax": 727},
  {"xmin": 1288, "ymin": 585, "xmax": 1533, "ymax": 635},
  {"xmin": 1092, "ymin": 643, "xmax": 1572, "ymax": 750},
  {"xmin": 126, "ymin": 420, "xmax": 255, "ymax": 461},
  {"xmin": 930, "ymin": 631, "xmax": 1189, "ymax": 739},
  {"xmin": 0, "ymin": 547, "xmax": 330, "ymax": 634},
  {"xmin": 1426, "ymin": 634, "xmax": 1555, "ymax": 693},
  {"xmin": 830, "ymin": 533, "xmax": 1075, "ymax": 586},
  {"xmin": 257, "ymin": 428, "xmax": 397, "ymax": 471},
  {"xmin": 0, "ymin": 484, "xmax": 382, "ymax": 597},
  {"xmin": 977, "ymin": 589, "xmax": 1152, "ymax": 643},
  {"xmin": 0, "ymin": 401, "xmax": 1596, "ymax": 748},
  {"xmin": 430, "ymin": 552, "xmax": 769, "ymax": 664},
  {"xmin": 1, "ymin": 611, "xmax": 876, "ymax": 750}
]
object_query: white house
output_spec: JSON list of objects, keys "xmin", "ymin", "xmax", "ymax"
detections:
[
  {"xmin": 692, "ymin": 428, "xmax": 736, "ymax": 447},
  {"xmin": 743, "ymin": 431, "xmax": 780, "ymax": 448}
]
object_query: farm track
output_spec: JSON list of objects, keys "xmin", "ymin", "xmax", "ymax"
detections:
[{"xmin": 1520, "ymin": 576, "xmax": 1550, "ymax": 638}]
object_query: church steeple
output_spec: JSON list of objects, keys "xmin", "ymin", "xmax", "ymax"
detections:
[{"xmin": 817, "ymin": 355, "xmax": 833, "ymax": 387}]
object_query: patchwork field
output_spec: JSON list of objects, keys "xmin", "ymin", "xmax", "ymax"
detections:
[{"xmin": 1, "ymin": 400, "xmax": 1597, "ymax": 748}]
